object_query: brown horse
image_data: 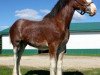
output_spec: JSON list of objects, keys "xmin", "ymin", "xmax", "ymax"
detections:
[{"xmin": 10, "ymin": 0, "xmax": 96, "ymax": 75}]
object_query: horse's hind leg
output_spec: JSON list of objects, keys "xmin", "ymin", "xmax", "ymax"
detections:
[
  {"xmin": 13, "ymin": 47, "xmax": 18, "ymax": 75},
  {"xmin": 13, "ymin": 42, "xmax": 26, "ymax": 75}
]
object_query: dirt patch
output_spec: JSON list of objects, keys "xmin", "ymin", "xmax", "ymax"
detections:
[{"xmin": 0, "ymin": 55, "xmax": 100, "ymax": 70}]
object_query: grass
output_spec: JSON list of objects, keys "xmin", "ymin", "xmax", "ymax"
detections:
[
  {"xmin": 0, "ymin": 66, "xmax": 32, "ymax": 75},
  {"xmin": 83, "ymin": 69, "xmax": 100, "ymax": 75},
  {"xmin": 0, "ymin": 66, "xmax": 12, "ymax": 75},
  {"xmin": 0, "ymin": 54, "xmax": 13, "ymax": 56},
  {"xmin": 0, "ymin": 66, "xmax": 100, "ymax": 75}
]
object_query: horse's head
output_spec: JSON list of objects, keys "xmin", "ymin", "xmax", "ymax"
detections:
[{"xmin": 73, "ymin": 0, "xmax": 96, "ymax": 16}]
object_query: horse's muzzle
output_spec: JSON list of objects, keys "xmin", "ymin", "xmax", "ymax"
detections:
[{"xmin": 86, "ymin": 3, "xmax": 97, "ymax": 16}]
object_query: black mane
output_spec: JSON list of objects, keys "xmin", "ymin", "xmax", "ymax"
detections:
[{"xmin": 43, "ymin": 0, "xmax": 69, "ymax": 18}]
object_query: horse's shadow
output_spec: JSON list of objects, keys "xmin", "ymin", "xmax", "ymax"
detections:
[{"xmin": 25, "ymin": 70, "xmax": 84, "ymax": 75}]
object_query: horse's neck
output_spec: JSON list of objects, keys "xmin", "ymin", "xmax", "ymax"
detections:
[
  {"xmin": 54, "ymin": 5, "xmax": 75, "ymax": 30},
  {"xmin": 43, "ymin": 1, "xmax": 75, "ymax": 31},
  {"xmin": 56, "ymin": 5, "xmax": 75, "ymax": 28}
]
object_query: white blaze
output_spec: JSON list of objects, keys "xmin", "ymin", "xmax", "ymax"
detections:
[
  {"xmin": 86, "ymin": 0, "xmax": 96, "ymax": 15},
  {"xmin": 90, "ymin": 3, "xmax": 97, "ymax": 13}
]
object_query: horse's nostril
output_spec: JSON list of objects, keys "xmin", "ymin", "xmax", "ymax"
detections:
[
  {"xmin": 93, "ymin": 12, "xmax": 96, "ymax": 15},
  {"xmin": 89, "ymin": 12, "xmax": 96, "ymax": 16},
  {"xmin": 94, "ymin": 10, "xmax": 96, "ymax": 13}
]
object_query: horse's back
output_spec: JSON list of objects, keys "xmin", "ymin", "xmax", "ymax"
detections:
[{"xmin": 9, "ymin": 18, "xmax": 64, "ymax": 47}]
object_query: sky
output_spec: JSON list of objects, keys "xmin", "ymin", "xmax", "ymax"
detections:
[{"xmin": 0, "ymin": 0, "xmax": 100, "ymax": 31}]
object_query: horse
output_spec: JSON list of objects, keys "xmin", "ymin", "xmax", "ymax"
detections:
[{"xmin": 9, "ymin": 0, "xmax": 96, "ymax": 75}]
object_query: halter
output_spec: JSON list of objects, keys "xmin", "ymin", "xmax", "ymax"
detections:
[{"xmin": 75, "ymin": 0, "xmax": 93, "ymax": 15}]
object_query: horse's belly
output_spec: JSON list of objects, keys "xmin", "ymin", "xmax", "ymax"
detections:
[
  {"xmin": 36, "ymin": 42, "xmax": 49, "ymax": 50},
  {"xmin": 28, "ymin": 40, "xmax": 49, "ymax": 50},
  {"xmin": 38, "ymin": 45, "xmax": 49, "ymax": 50}
]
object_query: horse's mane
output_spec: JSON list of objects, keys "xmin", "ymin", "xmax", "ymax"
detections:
[{"xmin": 43, "ymin": 0, "xmax": 70, "ymax": 19}]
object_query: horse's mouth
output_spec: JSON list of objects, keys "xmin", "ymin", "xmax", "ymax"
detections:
[{"xmin": 89, "ymin": 12, "xmax": 96, "ymax": 16}]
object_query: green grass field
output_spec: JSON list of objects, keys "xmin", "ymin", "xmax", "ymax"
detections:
[{"xmin": 0, "ymin": 66, "xmax": 100, "ymax": 75}]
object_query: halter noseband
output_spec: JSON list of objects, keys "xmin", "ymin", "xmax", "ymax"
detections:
[{"xmin": 75, "ymin": 0, "xmax": 93, "ymax": 15}]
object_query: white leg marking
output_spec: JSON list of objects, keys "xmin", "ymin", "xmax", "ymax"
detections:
[
  {"xmin": 50, "ymin": 58, "xmax": 56, "ymax": 75},
  {"xmin": 13, "ymin": 47, "xmax": 18, "ymax": 75},
  {"xmin": 57, "ymin": 51, "xmax": 64, "ymax": 75}
]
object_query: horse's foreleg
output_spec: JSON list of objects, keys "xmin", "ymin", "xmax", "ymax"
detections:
[
  {"xmin": 50, "ymin": 57, "xmax": 57, "ymax": 75},
  {"xmin": 57, "ymin": 45, "xmax": 66, "ymax": 75},
  {"xmin": 49, "ymin": 43, "xmax": 58, "ymax": 75}
]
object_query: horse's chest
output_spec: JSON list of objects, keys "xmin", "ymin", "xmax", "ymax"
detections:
[{"xmin": 62, "ymin": 31, "xmax": 70, "ymax": 44}]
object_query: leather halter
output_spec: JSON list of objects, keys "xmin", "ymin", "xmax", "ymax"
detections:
[{"xmin": 75, "ymin": 0, "xmax": 93, "ymax": 15}]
